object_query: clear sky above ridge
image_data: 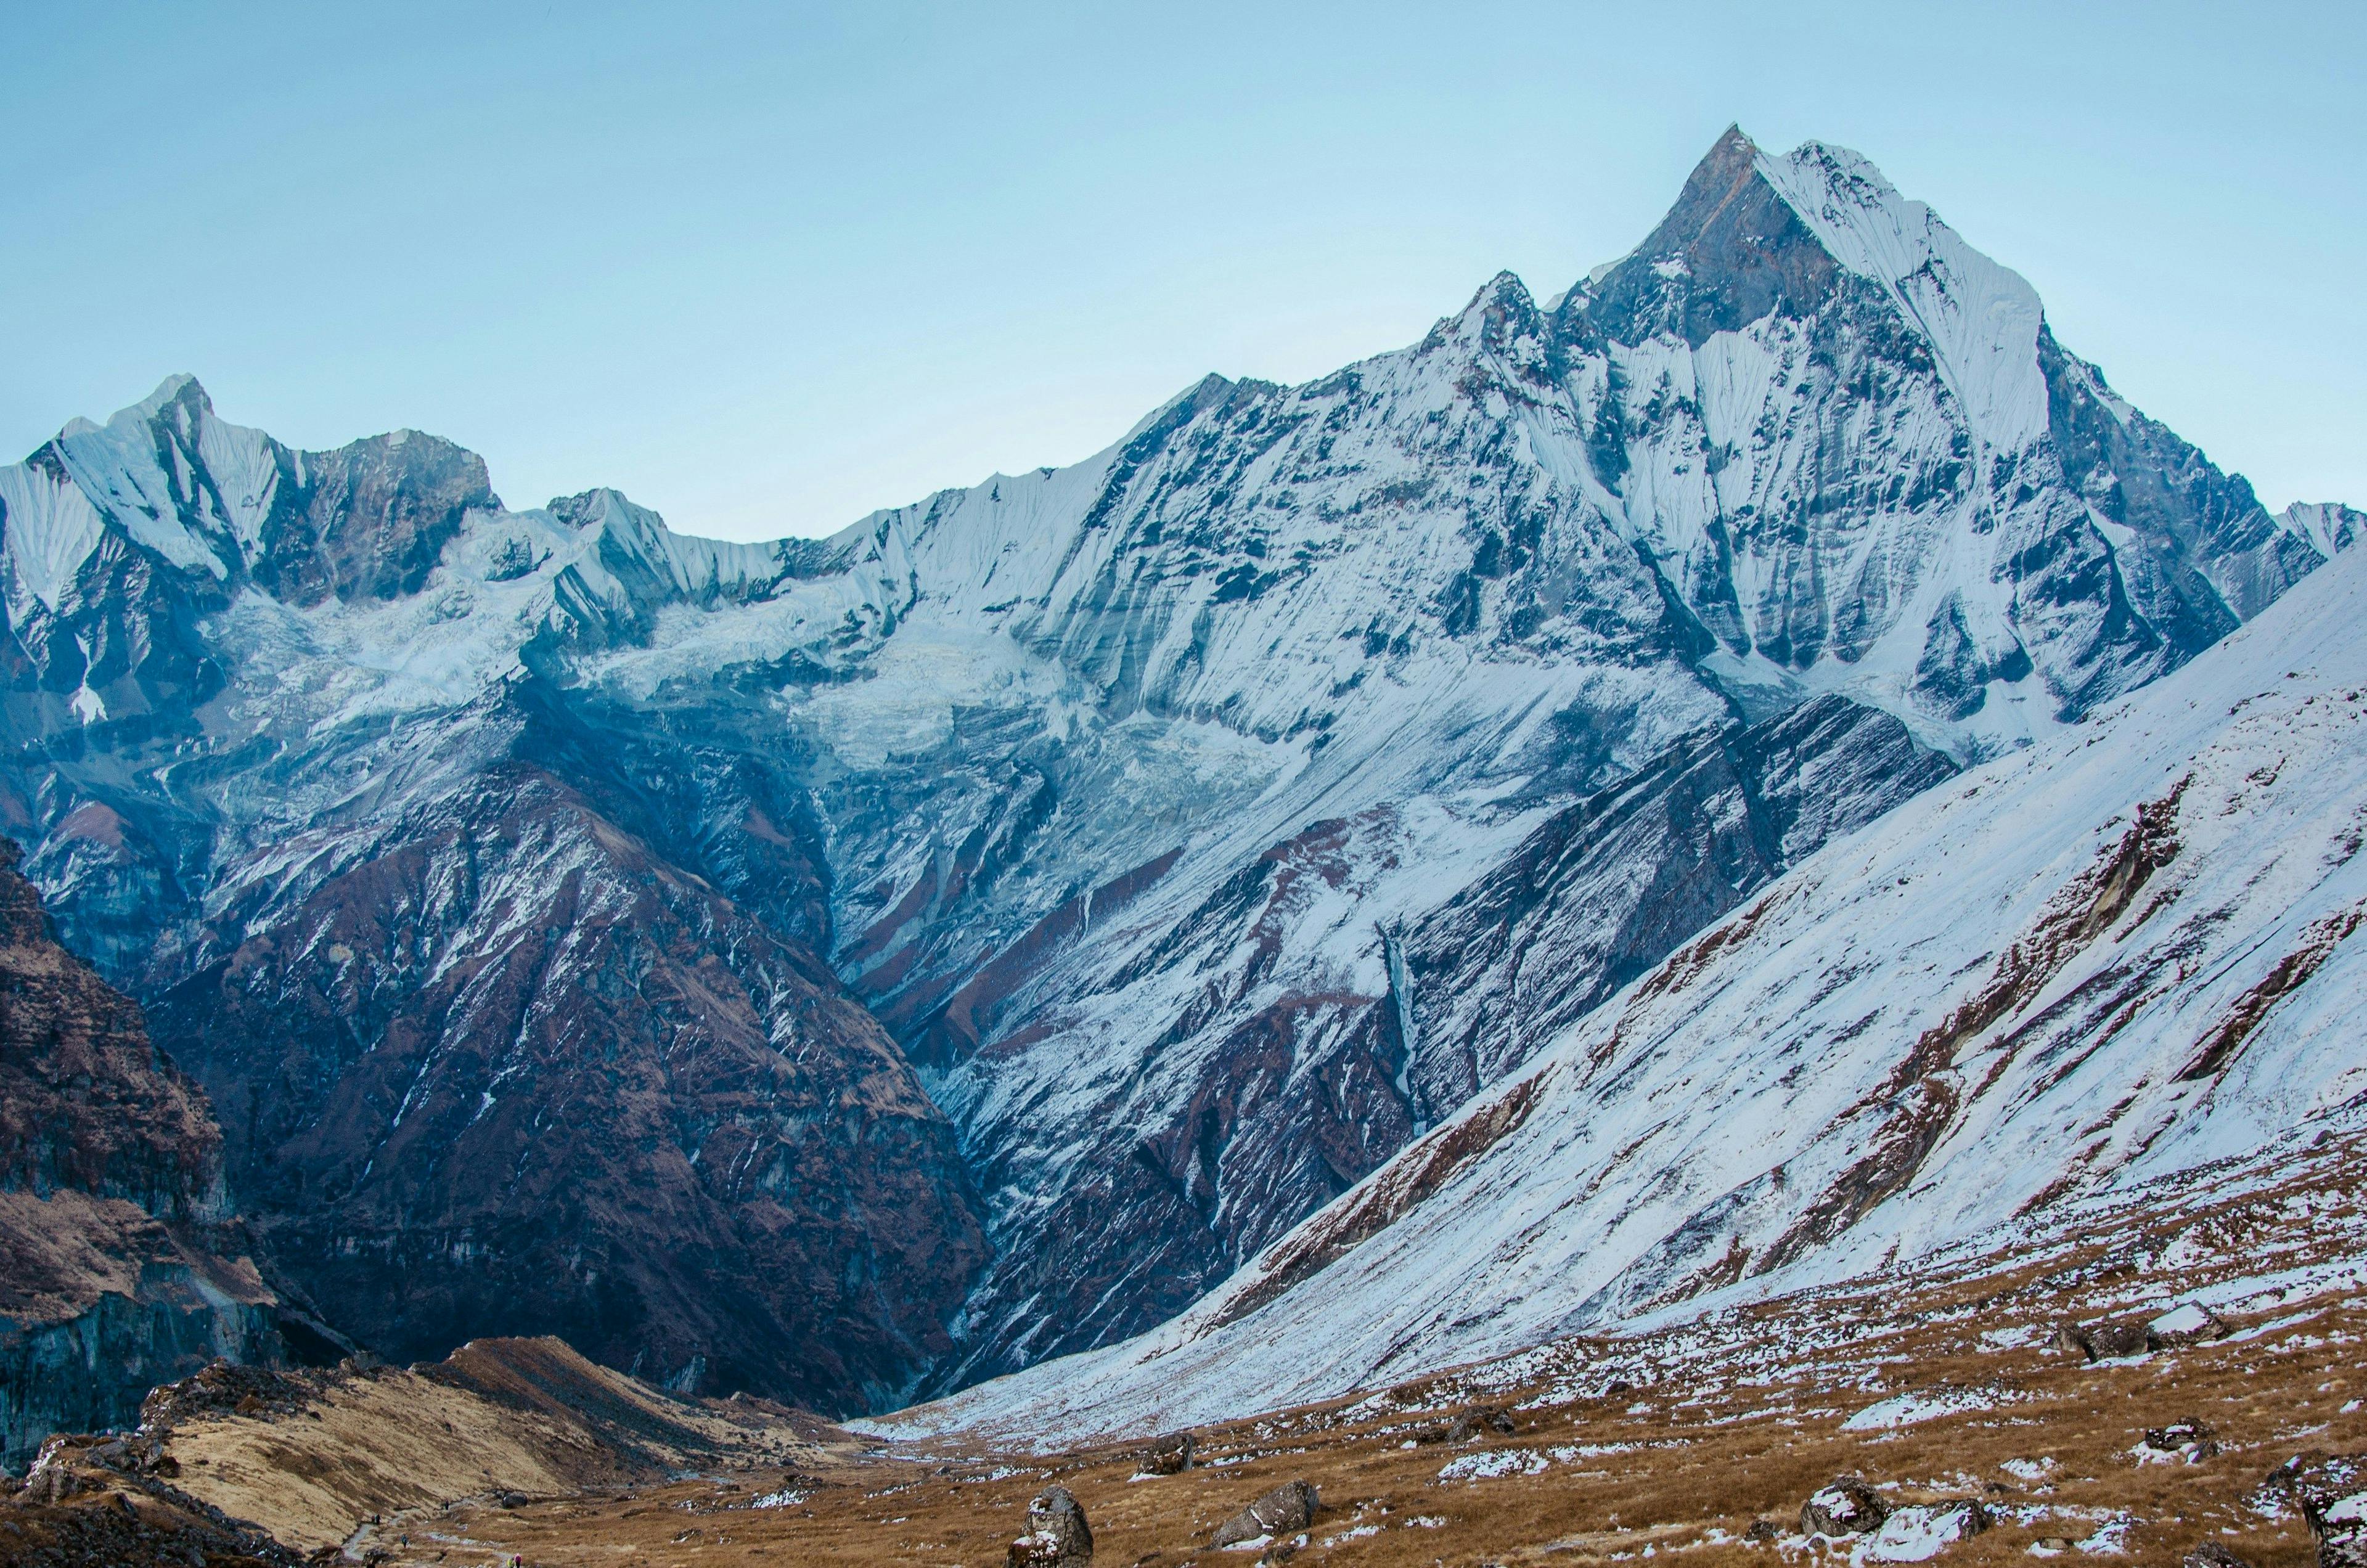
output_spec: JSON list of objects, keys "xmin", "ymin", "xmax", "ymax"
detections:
[{"xmin": 6, "ymin": 1, "xmax": 2360, "ymax": 542}]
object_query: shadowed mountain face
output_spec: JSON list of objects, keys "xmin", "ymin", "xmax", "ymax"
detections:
[
  {"xmin": 0, "ymin": 129, "xmax": 2352, "ymax": 1410},
  {"xmin": 0, "ymin": 841, "xmax": 294, "ymax": 1470},
  {"xmin": 145, "ymin": 759, "xmax": 990, "ymax": 1412}
]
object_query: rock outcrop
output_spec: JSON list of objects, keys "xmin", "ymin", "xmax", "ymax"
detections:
[
  {"xmin": 2055, "ymin": 1320, "xmax": 2150, "ymax": 1361},
  {"xmin": 1210, "ymin": 1480, "xmax": 1320, "ymax": 1547},
  {"xmin": 0, "ymin": 841, "xmax": 293, "ymax": 1472},
  {"xmin": 1008, "ymin": 1484, "xmax": 1093, "ymax": 1567},
  {"xmin": 1135, "ymin": 1431, "xmax": 1194, "ymax": 1476},
  {"xmin": 1800, "ymin": 1476, "xmax": 1887, "ymax": 1537},
  {"xmin": 2141, "ymin": 1416, "xmax": 2219, "ymax": 1461},
  {"xmin": 2148, "ymin": 1303, "xmax": 2232, "ymax": 1349},
  {"xmin": 3, "ymin": 1431, "xmax": 299, "ymax": 1566},
  {"xmin": 2281, "ymin": 1455, "xmax": 2367, "ymax": 1568},
  {"xmin": 1883, "ymin": 1499, "xmax": 1987, "ymax": 1556}
]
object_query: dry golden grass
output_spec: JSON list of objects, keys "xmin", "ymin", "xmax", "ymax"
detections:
[{"xmin": 163, "ymin": 1338, "xmax": 837, "ymax": 1553}]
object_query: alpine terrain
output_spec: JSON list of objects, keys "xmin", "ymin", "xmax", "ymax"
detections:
[{"xmin": 0, "ymin": 126, "xmax": 2357, "ymax": 1446}]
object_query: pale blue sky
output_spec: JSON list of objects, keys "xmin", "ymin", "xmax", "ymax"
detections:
[{"xmin": 6, "ymin": 1, "xmax": 2360, "ymax": 541}]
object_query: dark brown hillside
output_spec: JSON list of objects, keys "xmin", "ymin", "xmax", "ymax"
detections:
[{"xmin": 0, "ymin": 839, "xmax": 290, "ymax": 1471}]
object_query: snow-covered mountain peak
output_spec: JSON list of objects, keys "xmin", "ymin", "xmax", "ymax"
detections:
[
  {"xmin": 1, "ymin": 129, "xmax": 2353, "ymax": 1418},
  {"xmin": 1752, "ymin": 137, "xmax": 2049, "ymax": 451}
]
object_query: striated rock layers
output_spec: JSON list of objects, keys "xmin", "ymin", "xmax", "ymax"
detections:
[{"xmin": 0, "ymin": 841, "xmax": 292, "ymax": 1471}]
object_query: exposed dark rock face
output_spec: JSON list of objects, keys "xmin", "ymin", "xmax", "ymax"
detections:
[
  {"xmin": 147, "ymin": 760, "xmax": 989, "ymax": 1413},
  {"xmin": 0, "ymin": 842, "xmax": 287, "ymax": 1472},
  {"xmin": 1584, "ymin": 125, "xmax": 1846, "ymax": 353},
  {"xmin": 1394, "ymin": 695, "xmax": 1955, "ymax": 1112},
  {"xmin": 4, "ymin": 1430, "xmax": 300, "ymax": 1566},
  {"xmin": 0, "ymin": 840, "xmax": 217, "ymax": 1215}
]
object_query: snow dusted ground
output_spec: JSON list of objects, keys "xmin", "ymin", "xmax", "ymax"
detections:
[{"xmin": 878, "ymin": 536, "xmax": 2367, "ymax": 1442}]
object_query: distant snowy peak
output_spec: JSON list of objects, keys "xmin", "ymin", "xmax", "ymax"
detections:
[
  {"xmin": 2279, "ymin": 500, "xmax": 2363, "ymax": 560},
  {"xmin": 1563, "ymin": 125, "xmax": 2047, "ymax": 452},
  {"xmin": 1, "ymin": 373, "xmax": 497, "ymax": 612}
]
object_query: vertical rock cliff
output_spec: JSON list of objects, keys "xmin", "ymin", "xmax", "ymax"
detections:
[{"xmin": 0, "ymin": 841, "xmax": 292, "ymax": 1471}]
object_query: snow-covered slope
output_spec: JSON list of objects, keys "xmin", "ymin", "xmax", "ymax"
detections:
[
  {"xmin": 892, "ymin": 533, "xmax": 2367, "ymax": 1442},
  {"xmin": 0, "ymin": 128, "xmax": 2348, "ymax": 1407}
]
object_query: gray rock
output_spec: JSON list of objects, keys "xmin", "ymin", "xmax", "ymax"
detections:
[
  {"xmin": 1445, "ymin": 1407, "xmax": 1518, "ymax": 1442},
  {"xmin": 2054, "ymin": 1320, "xmax": 2150, "ymax": 1360},
  {"xmin": 1800, "ymin": 1476, "xmax": 1887, "ymax": 1537},
  {"xmin": 1874, "ymin": 1500, "xmax": 1987, "ymax": 1552},
  {"xmin": 1210, "ymin": 1480, "xmax": 1321, "ymax": 1547},
  {"xmin": 2279, "ymin": 1454, "xmax": 2367, "ymax": 1568},
  {"xmin": 1008, "ymin": 1484, "xmax": 1092, "ymax": 1567},
  {"xmin": 2141, "ymin": 1416, "xmax": 2220, "ymax": 1460},
  {"xmin": 2147, "ymin": 1302, "xmax": 2233, "ymax": 1350},
  {"xmin": 1137, "ymin": 1431, "xmax": 1195, "ymax": 1476},
  {"xmin": 2181, "ymin": 1544, "xmax": 2254, "ymax": 1568}
]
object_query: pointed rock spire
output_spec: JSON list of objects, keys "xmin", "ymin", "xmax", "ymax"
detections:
[{"xmin": 1573, "ymin": 125, "xmax": 1842, "ymax": 348}]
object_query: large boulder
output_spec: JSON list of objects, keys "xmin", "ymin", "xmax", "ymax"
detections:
[
  {"xmin": 2278, "ymin": 1454, "xmax": 2367, "ymax": 1568},
  {"xmin": 2319, "ymin": 1497, "xmax": 2367, "ymax": 1568},
  {"xmin": 1137, "ymin": 1431, "xmax": 1195, "ymax": 1476},
  {"xmin": 1210, "ymin": 1480, "xmax": 1322, "ymax": 1547},
  {"xmin": 2182, "ymin": 1545, "xmax": 2254, "ymax": 1568},
  {"xmin": 2140, "ymin": 1417, "xmax": 2220, "ymax": 1462},
  {"xmin": 1447, "ymin": 1407, "xmax": 1518, "ymax": 1442},
  {"xmin": 2053, "ymin": 1320, "xmax": 2149, "ymax": 1361},
  {"xmin": 1008, "ymin": 1485, "xmax": 1093, "ymax": 1567},
  {"xmin": 1801, "ymin": 1476, "xmax": 1888, "ymax": 1537},
  {"xmin": 2257, "ymin": 1454, "xmax": 2367, "ymax": 1567},
  {"xmin": 2147, "ymin": 1303, "xmax": 2232, "ymax": 1350}
]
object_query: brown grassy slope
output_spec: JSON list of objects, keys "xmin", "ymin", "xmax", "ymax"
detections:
[
  {"xmin": 159, "ymin": 1337, "xmax": 851, "ymax": 1553},
  {"xmin": 394, "ymin": 1129, "xmax": 2366, "ymax": 1567}
]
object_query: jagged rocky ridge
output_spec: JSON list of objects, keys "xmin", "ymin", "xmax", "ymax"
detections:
[
  {"xmin": 0, "ymin": 128, "xmax": 2353, "ymax": 1408},
  {"xmin": 0, "ymin": 840, "xmax": 319, "ymax": 1471}
]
